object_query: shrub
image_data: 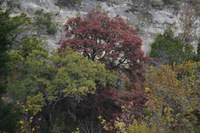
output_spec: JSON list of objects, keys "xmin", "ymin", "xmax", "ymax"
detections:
[
  {"xmin": 150, "ymin": 29, "xmax": 194, "ymax": 65},
  {"xmin": 55, "ymin": 0, "xmax": 82, "ymax": 7},
  {"xmin": 34, "ymin": 9, "xmax": 57, "ymax": 35}
]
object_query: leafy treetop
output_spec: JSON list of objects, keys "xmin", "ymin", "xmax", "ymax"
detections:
[
  {"xmin": 60, "ymin": 9, "xmax": 146, "ymax": 70},
  {"xmin": 150, "ymin": 29, "xmax": 194, "ymax": 65},
  {"xmin": 7, "ymin": 37, "xmax": 117, "ymax": 114}
]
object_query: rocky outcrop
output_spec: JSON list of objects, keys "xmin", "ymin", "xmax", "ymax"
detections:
[{"xmin": 1, "ymin": 0, "xmax": 200, "ymax": 53}]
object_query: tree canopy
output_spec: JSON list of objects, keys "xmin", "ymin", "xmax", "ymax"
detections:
[
  {"xmin": 150, "ymin": 29, "xmax": 194, "ymax": 65},
  {"xmin": 60, "ymin": 10, "xmax": 147, "ymax": 118},
  {"xmin": 7, "ymin": 37, "xmax": 117, "ymax": 132}
]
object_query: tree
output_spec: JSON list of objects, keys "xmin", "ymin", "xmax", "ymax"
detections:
[
  {"xmin": 0, "ymin": 7, "xmax": 30, "ymax": 132},
  {"xmin": 101, "ymin": 61, "xmax": 200, "ymax": 133},
  {"xmin": 178, "ymin": 2, "xmax": 200, "ymax": 43},
  {"xmin": 145, "ymin": 61, "xmax": 200, "ymax": 132},
  {"xmin": 60, "ymin": 10, "xmax": 147, "ymax": 117},
  {"xmin": 0, "ymin": 9, "xmax": 30, "ymax": 84},
  {"xmin": 34, "ymin": 9, "xmax": 57, "ymax": 35},
  {"xmin": 150, "ymin": 29, "xmax": 194, "ymax": 65},
  {"xmin": 61, "ymin": 9, "xmax": 145, "ymax": 70},
  {"xmin": 7, "ymin": 37, "xmax": 117, "ymax": 132}
]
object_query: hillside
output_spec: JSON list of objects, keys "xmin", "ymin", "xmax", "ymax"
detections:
[
  {"xmin": 1, "ymin": 0, "xmax": 200, "ymax": 53},
  {"xmin": 0, "ymin": 0, "xmax": 200, "ymax": 133}
]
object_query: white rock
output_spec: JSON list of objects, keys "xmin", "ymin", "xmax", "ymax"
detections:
[{"xmin": 1, "ymin": 0, "xmax": 199, "ymax": 53}]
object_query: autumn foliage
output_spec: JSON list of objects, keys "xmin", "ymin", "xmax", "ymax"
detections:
[
  {"xmin": 60, "ymin": 9, "xmax": 147, "ymax": 120},
  {"xmin": 61, "ymin": 10, "xmax": 146, "ymax": 70},
  {"xmin": 2, "ymin": 5, "xmax": 200, "ymax": 132}
]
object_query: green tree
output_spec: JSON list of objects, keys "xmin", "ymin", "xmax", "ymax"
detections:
[
  {"xmin": 0, "ymin": 6, "xmax": 30, "ymax": 132},
  {"xmin": 34, "ymin": 9, "xmax": 57, "ymax": 35},
  {"xmin": 150, "ymin": 29, "xmax": 194, "ymax": 65},
  {"xmin": 7, "ymin": 37, "xmax": 117, "ymax": 132},
  {"xmin": 0, "ymin": 9, "xmax": 30, "ymax": 83}
]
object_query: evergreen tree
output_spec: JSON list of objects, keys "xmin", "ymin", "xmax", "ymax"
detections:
[
  {"xmin": 150, "ymin": 29, "xmax": 194, "ymax": 65},
  {"xmin": 0, "ymin": 5, "xmax": 30, "ymax": 132}
]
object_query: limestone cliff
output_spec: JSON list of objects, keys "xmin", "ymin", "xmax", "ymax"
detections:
[{"xmin": 1, "ymin": 0, "xmax": 200, "ymax": 53}]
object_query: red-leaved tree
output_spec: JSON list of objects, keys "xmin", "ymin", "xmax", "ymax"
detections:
[
  {"xmin": 61, "ymin": 10, "xmax": 145, "ymax": 70},
  {"xmin": 60, "ymin": 9, "xmax": 147, "ymax": 123}
]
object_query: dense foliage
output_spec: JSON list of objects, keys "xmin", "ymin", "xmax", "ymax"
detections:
[
  {"xmin": 7, "ymin": 37, "xmax": 116, "ymax": 132},
  {"xmin": 145, "ymin": 61, "xmax": 200, "ymax": 132},
  {"xmin": 34, "ymin": 9, "xmax": 57, "ymax": 35},
  {"xmin": 150, "ymin": 29, "xmax": 194, "ymax": 65},
  {"xmin": 0, "ymin": 9, "xmax": 30, "ymax": 79},
  {"xmin": 0, "ymin": 6, "xmax": 30, "ymax": 132},
  {"xmin": 60, "ymin": 10, "xmax": 147, "ymax": 120},
  {"xmin": 61, "ymin": 10, "xmax": 146, "ymax": 70},
  {"xmin": 99, "ymin": 61, "xmax": 200, "ymax": 133},
  {"xmin": 1, "ymin": 2, "xmax": 200, "ymax": 132}
]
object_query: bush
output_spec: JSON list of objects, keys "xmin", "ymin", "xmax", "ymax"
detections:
[
  {"xmin": 55, "ymin": 0, "xmax": 82, "ymax": 7},
  {"xmin": 150, "ymin": 29, "xmax": 194, "ymax": 65},
  {"xmin": 34, "ymin": 9, "xmax": 57, "ymax": 35}
]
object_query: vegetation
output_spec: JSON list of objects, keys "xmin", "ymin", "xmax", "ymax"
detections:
[
  {"xmin": 61, "ymin": 9, "xmax": 147, "ymax": 122},
  {"xmin": 0, "ymin": 5, "xmax": 30, "ymax": 132},
  {"xmin": 145, "ymin": 61, "xmax": 200, "ymax": 132},
  {"xmin": 7, "ymin": 36, "xmax": 116, "ymax": 132},
  {"xmin": 55, "ymin": 0, "xmax": 82, "ymax": 7},
  {"xmin": 150, "ymin": 29, "xmax": 194, "ymax": 65},
  {"xmin": 99, "ymin": 61, "xmax": 200, "ymax": 133},
  {"xmin": 34, "ymin": 9, "xmax": 57, "ymax": 35},
  {"xmin": 1, "ymin": 1, "xmax": 200, "ymax": 132}
]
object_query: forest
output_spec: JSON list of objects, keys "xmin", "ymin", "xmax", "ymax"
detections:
[{"xmin": 0, "ymin": 0, "xmax": 200, "ymax": 133}]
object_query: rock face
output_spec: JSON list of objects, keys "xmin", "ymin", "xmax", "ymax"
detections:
[{"xmin": 1, "ymin": 0, "xmax": 200, "ymax": 53}]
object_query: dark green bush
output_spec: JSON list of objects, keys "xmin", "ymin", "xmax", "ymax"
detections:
[
  {"xmin": 55, "ymin": 0, "xmax": 82, "ymax": 7},
  {"xmin": 150, "ymin": 29, "xmax": 195, "ymax": 65},
  {"xmin": 34, "ymin": 9, "xmax": 57, "ymax": 35},
  {"xmin": 46, "ymin": 24, "xmax": 57, "ymax": 35}
]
